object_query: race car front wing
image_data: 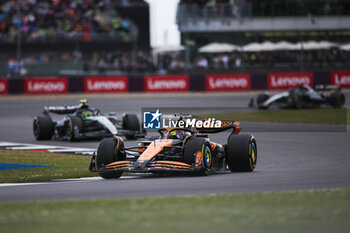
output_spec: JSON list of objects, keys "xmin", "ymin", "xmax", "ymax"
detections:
[{"xmin": 89, "ymin": 154, "xmax": 196, "ymax": 174}]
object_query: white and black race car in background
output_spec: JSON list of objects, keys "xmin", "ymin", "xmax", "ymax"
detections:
[
  {"xmin": 33, "ymin": 100, "xmax": 144, "ymax": 141},
  {"xmin": 254, "ymin": 84, "xmax": 345, "ymax": 109}
]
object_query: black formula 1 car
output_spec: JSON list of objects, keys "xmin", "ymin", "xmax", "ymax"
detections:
[
  {"xmin": 255, "ymin": 84, "xmax": 345, "ymax": 109},
  {"xmin": 33, "ymin": 100, "xmax": 144, "ymax": 141},
  {"xmin": 89, "ymin": 121, "xmax": 257, "ymax": 178}
]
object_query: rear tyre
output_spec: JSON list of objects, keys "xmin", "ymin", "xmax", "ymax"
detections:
[
  {"xmin": 122, "ymin": 113, "xmax": 141, "ymax": 139},
  {"xmin": 96, "ymin": 137, "xmax": 125, "ymax": 179},
  {"xmin": 257, "ymin": 94, "xmax": 269, "ymax": 109},
  {"xmin": 329, "ymin": 91, "xmax": 345, "ymax": 108},
  {"xmin": 226, "ymin": 134, "xmax": 257, "ymax": 172},
  {"xmin": 66, "ymin": 116, "xmax": 83, "ymax": 142},
  {"xmin": 33, "ymin": 116, "xmax": 54, "ymax": 140},
  {"xmin": 184, "ymin": 137, "xmax": 212, "ymax": 175}
]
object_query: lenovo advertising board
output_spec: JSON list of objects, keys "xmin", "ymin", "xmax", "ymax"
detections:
[
  {"xmin": 205, "ymin": 74, "xmax": 251, "ymax": 91},
  {"xmin": 331, "ymin": 71, "xmax": 350, "ymax": 88},
  {"xmin": 84, "ymin": 76, "xmax": 129, "ymax": 93},
  {"xmin": 0, "ymin": 79, "xmax": 8, "ymax": 94},
  {"xmin": 25, "ymin": 77, "xmax": 68, "ymax": 94},
  {"xmin": 145, "ymin": 75, "xmax": 189, "ymax": 92},
  {"xmin": 268, "ymin": 72, "xmax": 314, "ymax": 89}
]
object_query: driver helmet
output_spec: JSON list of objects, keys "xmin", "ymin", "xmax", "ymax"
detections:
[
  {"xmin": 169, "ymin": 130, "xmax": 190, "ymax": 140},
  {"xmin": 77, "ymin": 99, "xmax": 89, "ymax": 109}
]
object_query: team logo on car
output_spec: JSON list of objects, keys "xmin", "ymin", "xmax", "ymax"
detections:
[{"xmin": 143, "ymin": 109, "xmax": 162, "ymax": 129}]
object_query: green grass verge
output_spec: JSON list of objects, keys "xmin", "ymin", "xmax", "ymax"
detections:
[
  {"xmin": 199, "ymin": 108, "xmax": 349, "ymax": 125},
  {"xmin": 0, "ymin": 150, "xmax": 96, "ymax": 183},
  {"xmin": 0, "ymin": 189, "xmax": 349, "ymax": 233}
]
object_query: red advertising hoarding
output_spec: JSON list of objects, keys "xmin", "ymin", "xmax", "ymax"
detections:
[
  {"xmin": 145, "ymin": 75, "xmax": 189, "ymax": 92},
  {"xmin": 0, "ymin": 79, "xmax": 8, "ymax": 94},
  {"xmin": 25, "ymin": 77, "xmax": 68, "ymax": 94},
  {"xmin": 84, "ymin": 76, "xmax": 129, "ymax": 93},
  {"xmin": 205, "ymin": 74, "xmax": 251, "ymax": 91},
  {"xmin": 268, "ymin": 72, "xmax": 314, "ymax": 89},
  {"xmin": 331, "ymin": 71, "xmax": 350, "ymax": 88}
]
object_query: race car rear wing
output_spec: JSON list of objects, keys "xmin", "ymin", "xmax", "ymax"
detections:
[
  {"xmin": 314, "ymin": 85, "xmax": 341, "ymax": 91},
  {"xmin": 43, "ymin": 105, "xmax": 78, "ymax": 115},
  {"xmin": 196, "ymin": 120, "xmax": 241, "ymax": 135}
]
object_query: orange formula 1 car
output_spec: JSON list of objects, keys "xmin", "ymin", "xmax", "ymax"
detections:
[{"xmin": 89, "ymin": 122, "xmax": 257, "ymax": 178}]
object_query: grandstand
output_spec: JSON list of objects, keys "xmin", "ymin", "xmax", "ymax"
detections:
[
  {"xmin": 1, "ymin": 0, "xmax": 350, "ymax": 77},
  {"xmin": 0, "ymin": 0, "xmax": 149, "ymax": 77},
  {"xmin": 177, "ymin": 0, "xmax": 350, "ymax": 73}
]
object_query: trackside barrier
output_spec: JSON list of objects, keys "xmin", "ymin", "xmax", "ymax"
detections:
[
  {"xmin": 0, "ymin": 79, "xmax": 8, "ymax": 94},
  {"xmin": 68, "ymin": 76, "xmax": 84, "ymax": 93},
  {"xmin": 189, "ymin": 75, "xmax": 205, "ymax": 91},
  {"xmin": 84, "ymin": 76, "xmax": 129, "ymax": 93},
  {"xmin": 2, "ymin": 71, "xmax": 349, "ymax": 94},
  {"xmin": 251, "ymin": 73, "xmax": 267, "ymax": 90},
  {"xmin": 205, "ymin": 74, "xmax": 251, "ymax": 91},
  {"xmin": 24, "ymin": 77, "xmax": 68, "ymax": 94},
  {"xmin": 129, "ymin": 75, "xmax": 144, "ymax": 92},
  {"xmin": 144, "ymin": 75, "xmax": 190, "ymax": 92},
  {"xmin": 267, "ymin": 72, "xmax": 313, "ymax": 89},
  {"xmin": 331, "ymin": 71, "xmax": 350, "ymax": 88},
  {"xmin": 313, "ymin": 72, "xmax": 331, "ymax": 86}
]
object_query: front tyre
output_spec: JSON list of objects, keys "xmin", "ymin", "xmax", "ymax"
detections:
[
  {"xmin": 122, "ymin": 113, "xmax": 141, "ymax": 140},
  {"xmin": 226, "ymin": 134, "xmax": 257, "ymax": 172},
  {"xmin": 184, "ymin": 137, "xmax": 212, "ymax": 175},
  {"xmin": 33, "ymin": 116, "xmax": 54, "ymax": 140},
  {"xmin": 256, "ymin": 94, "xmax": 269, "ymax": 109},
  {"xmin": 96, "ymin": 137, "xmax": 125, "ymax": 179},
  {"xmin": 66, "ymin": 116, "xmax": 83, "ymax": 142}
]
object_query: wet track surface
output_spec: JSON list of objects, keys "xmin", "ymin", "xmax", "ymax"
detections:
[{"xmin": 0, "ymin": 93, "xmax": 349, "ymax": 202}]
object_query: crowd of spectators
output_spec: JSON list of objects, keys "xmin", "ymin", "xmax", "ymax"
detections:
[
  {"xmin": 90, "ymin": 50, "xmax": 155, "ymax": 72},
  {"xmin": 4, "ymin": 48, "xmax": 186, "ymax": 76},
  {"xmin": 0, "ymin": 0, "xmax": 144, "ymax": 43},
  {"xmin": 178, "ymin": 0, "xmax": 252, "ymax": 20},
  {"xmin": 5, "ymin": 47, "xmax": 349, "ymax": 78},
  {"xmin": 88, "ymin": 50, "xmax": 185, "ymax": 73},
  {"xmin": 193, "ymin": 49, "xmax": 350, "ymax": 69}
]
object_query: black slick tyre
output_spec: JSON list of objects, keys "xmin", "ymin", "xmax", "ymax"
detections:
[
  {"xmin": 184, "ymin": 137, "xmax": 212, "ymax": 175},
  {"xmin": 257, "ymin": 94, "xmax": 269, "ymax": 109},
  {"xmin": 329, "ymin": 91, "xmax": 345, "ymax": 108},
  {"xmin": 122, "ymin": 113, "xmax": 140, "ymax": 139},
  {"xmin": 33, "ymin": 116, "xmax": 54, "ymax": 140},
  {"xmin": 66, "ymin": 116, "xmax": 83, "ymax": 142},
  {"xmin": 226, "ymin": 134, "xmax": 257, "ymax": 172},
  {"xmin": 96, "ymin": 137, "xmax": 125, "ymax": 179}
]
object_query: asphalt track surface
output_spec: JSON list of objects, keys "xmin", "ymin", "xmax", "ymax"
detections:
[{"xmin": 0, "ymin": 92, "xmax": 349, "ymax": 202}]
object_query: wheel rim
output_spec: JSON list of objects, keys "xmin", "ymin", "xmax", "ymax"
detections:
[
  {"xmin": 249, "ymin": 140, "xmax": 257, "ymax": 170},
  {"xmin": 202, "ymin": 145, "xmax": 212, "ymax": 168},
  {"xmin": 251, "ymin": 143, "xmax": 256, "ymax": 163}
]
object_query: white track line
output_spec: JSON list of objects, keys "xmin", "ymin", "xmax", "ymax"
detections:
[
  {"xmin": 0, "ymin": 141, "xmax": 96, "ymax": 155},
  {"xmin": 9, "ymin": 146, "xmax": 65, "ymax": 150},
  {"xmin": 0, "ymin": 176, "xmax": 137, "ymax": 188},
  {"xmin": 48, "ymin": 148, "xmax": 96, "ymax": 153},
  {"xmin": 0, "ymin": 142, "xmax": 34, "ymax": 147}
]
